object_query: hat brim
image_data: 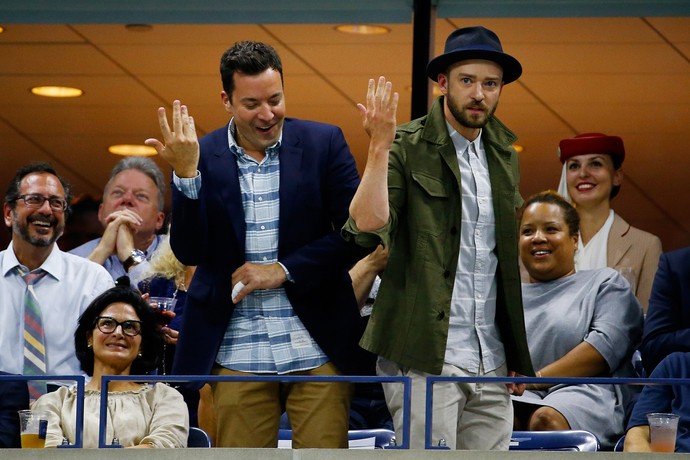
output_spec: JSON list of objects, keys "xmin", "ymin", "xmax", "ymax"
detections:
[{"xmin": 426, "ymin": 49, "xmax": 522, "ymax": 84}]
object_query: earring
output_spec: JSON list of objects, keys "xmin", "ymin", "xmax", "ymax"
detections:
[
  {"xmin": 137, "ymin": 351, "xmax": 143, "ymax": 358},
  {"xmin": 87, "ymin": 343, "xmax": 92, "ymax": 348}
]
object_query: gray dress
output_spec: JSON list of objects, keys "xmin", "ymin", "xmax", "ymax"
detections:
[{"xmin": 512, "ymin": 268, "xmax": 643, "ymax": 448}]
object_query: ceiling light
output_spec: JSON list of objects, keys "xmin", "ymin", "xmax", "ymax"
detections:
[
  {"xmin": 108, "ymin": 144, "xmax": 158, "ymax": 156},
  {"xmin": 335, "ymin": 24, "xmax": 390, "ymax": 35},
  {"xmin": 0, "ymin": 26, "xmax": 5, "ymax": 34},
  {"xmin": 125, "ymin": 24, "xmax": 153, "ymax": 32},
  {"xmin": 513, "ymin": 144, "xmax": 524, "ymax": 153},
  {"xmin": 31, "ymin": 86, "xmax": 83, "ymax": 98}
]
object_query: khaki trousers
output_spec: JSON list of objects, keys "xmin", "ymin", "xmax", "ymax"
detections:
[
  {"xmin": 378, "ymin": 357, "xmax": 512, "ymax": 450},
  {"xmin": 211, "ymin": 362, "xmax": 352, "ymax": 448}
]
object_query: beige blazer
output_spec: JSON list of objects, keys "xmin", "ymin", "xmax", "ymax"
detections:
[{"xmin": 608, "ymin": 213, "xmax": 663, "ymax": 312}]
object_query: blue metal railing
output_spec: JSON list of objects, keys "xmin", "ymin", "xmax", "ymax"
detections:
[
  {"xmin": 0, "ymin": 374, "xmax": 85, "ymax": 448},
  {"xmin": 98, "ymin": 374, "xmax": 411, "ymax": 449},
  {"xmin": 10, "ymin": 373, "xmax": 687, "ymax": 449},
  {"xmin": 424, "ymin": 375, "xmax": 690, "ymax": 449}
]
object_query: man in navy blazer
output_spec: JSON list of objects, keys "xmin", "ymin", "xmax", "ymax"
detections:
[
  {"xmin": 146, "ymin": 41, "xmax": 370, "ymax": 448},
  {"xmin": 639, "ymin": 246, "xmax": 690, "ymax": 374}
]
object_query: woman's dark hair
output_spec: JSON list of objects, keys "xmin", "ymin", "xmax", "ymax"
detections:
[
  {"xmin": 520, "ymin": 190, "xmax": 580, "ymax": 237},
  {"xmin": 74, "ymin": 278, "xmax": 163, "ymax": 376}
]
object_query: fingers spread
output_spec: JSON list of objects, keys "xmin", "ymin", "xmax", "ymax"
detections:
[
  {"xmin": 366, "ymin": 78, "xmax": 375, "ymax": 111},
  {"xmin": 185, "ymin": 115, "xmax": 197, "ymax": 141},
  {"xmin": 157, "ymin": 106, "xmax": 172, "ymax": 141},
  {"xmin": 172, "ymin": 100, "xmax": 182, "ymax": 134}
]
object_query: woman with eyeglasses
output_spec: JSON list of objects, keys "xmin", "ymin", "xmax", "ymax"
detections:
[{"xmin": 32, "ymin": 280, "xmax": 189, "ymax": 447}]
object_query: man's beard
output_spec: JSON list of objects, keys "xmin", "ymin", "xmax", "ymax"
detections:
[
  {"xmin": 13, "ymin": 214, "xmax": 63, "ymax": 248},
  {"xmin": 447, "ymin": 96, "xmax": 498, "ymax": 129}
]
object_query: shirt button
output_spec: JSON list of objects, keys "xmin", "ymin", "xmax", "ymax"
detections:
[
  {"xmin": 443, "ymin": 270, "xmax": 450, "ymax": 278},
  {"xmin": 260, "ymin": 225, "xmax": 266, "ymax": 230},
  {"xmin": 436, "ymin": 311, "xmax": 445, "ymax": 321},
  {"xmin": 258, "ymin": 197, "xmax": 263, "ymax": 202},
  {"xmin": 263, "ymin": 256, "xmax": 268, "ymax": 261}
]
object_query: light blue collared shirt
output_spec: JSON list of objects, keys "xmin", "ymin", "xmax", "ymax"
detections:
[{"xmin": 444, "ymin": 125, "xmax": 505, "ymax": 374}]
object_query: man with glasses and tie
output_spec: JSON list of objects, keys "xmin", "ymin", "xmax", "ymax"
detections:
[{"xmin": 0, "ymin": 162, "xmax": 113, "ymax": 401}]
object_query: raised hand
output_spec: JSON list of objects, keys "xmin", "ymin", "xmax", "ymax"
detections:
[
  {"xmin": 357, "ymin": 76, "xmax": 398, "ymax": 152},
  {"xmin": 145, "ymin": 100, "xmax": 199, "ymax": 178},
  {"xmin": 348, "ymin": 77, "xmax": 397, "ymax": 231}
]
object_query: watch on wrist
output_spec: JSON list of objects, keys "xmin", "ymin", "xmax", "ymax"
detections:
[{"xmin": 122, "ymin": 249, "xmax": 145, "ymax": 271}]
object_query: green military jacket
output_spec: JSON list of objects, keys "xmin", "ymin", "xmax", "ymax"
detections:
[{"xmin": 343, "ymin": 97, "xmax": 534, "ymax": 376}]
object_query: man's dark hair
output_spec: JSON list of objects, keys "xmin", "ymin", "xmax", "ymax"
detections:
[
  {"xmin": 4, "ymin": 162, "xmax": 73, "ymax": 215},
  {"xmin": 220, "ymin": 41, "xmax": 283, "ymax": 100}
]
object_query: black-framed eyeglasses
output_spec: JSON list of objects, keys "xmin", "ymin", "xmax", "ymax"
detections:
[
  {"xmin": 95, "ymin": 316, "xmax": 142, "ymax": 337},
  {"xmin": 15, "ymin": 194, "xmax": 68, "ymax": 212}
]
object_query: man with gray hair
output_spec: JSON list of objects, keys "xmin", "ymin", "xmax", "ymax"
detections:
[{"xmin": 71, "ymin": 157, "xmax": 167, "ymax": 283}]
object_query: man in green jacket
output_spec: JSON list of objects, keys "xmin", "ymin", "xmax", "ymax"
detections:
[{"xmin": 344, "ymin": 26, "xmax": 534, "ymax": 450}]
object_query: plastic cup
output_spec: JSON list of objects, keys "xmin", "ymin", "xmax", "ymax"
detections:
[
  {"xmin": 18, "ymin": 409, "xmax": 48, "ymax": 448},
  {"xmin": 148, "ymin": 296, "xmax": 176, "ymax": 312},
  {"xmin": 647, "ymin": 412, "xmax": 679, "ymax": 453},
  {"xmin": 148, "ymin": 297, "xmax": 177, "ymax": 326},
  {"xmin": 617, "ymin": 267, "xmax": 636, "ymax": 291}
]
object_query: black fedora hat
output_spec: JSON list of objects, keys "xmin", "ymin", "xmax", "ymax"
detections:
[{"xmin": 426, "ymin": 26, "xmax": 522, "ymax": 84}]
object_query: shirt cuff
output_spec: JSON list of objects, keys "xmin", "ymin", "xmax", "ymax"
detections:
[
  {"xmin": 173, "ymin": 171, "xmax": 201, "ymax": 199},
  {"xmin": 277, "ymin": 261, "xmax": 294, "ymax": 283}
]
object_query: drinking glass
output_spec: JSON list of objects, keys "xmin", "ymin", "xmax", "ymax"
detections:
[
  {"xmin": 617, "ymin": 267, "xmax": 636, "ymax": 291},
  {"xmin": 148, "ymin": 297, "xmax": 176, "ymax": 325},
  {"xmin": 147, "ymin": 297, "xmax": 177, "ymax": 375},
  {"xmin": 18, "ymin": 410, "xmax": 48, "ymax": 448},
  {"xmin": 647, "ymin": 412, "xmax": 679, "ymax": 452}
]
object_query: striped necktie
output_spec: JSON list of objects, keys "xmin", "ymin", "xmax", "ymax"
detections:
[{"xmin": 18, "ymin": 267, "xmax": 48, "ymax": 400}]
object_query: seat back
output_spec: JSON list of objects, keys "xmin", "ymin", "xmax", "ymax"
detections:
[
  {"xmin": 187, "ymin": 426, "xmax": 212, "ymax": 448},
  {"xmin": 510, "ymin": 430, "xmax": 600, "ymax": 451},
  {"xmin": 614, "ymin": 434, "xmax": 626, "ymax": 452},
  {"xmin": 278, "ymin": 428, "xmax": 396, "ymax": 449},
  {"xmin": 632, "ymin": 350, "xmax": 646, "ymax": 378},
  {"xmin": 348, "ymin": 429, "xmax": 396, "ymax": 448}
]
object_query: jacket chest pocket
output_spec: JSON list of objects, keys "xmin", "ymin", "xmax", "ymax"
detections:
[{"xmin": 409, "ymin": 172, "xmax": 453, "ymax": 236}]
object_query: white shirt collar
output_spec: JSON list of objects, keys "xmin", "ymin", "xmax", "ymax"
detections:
[{"xmin": 1, "ymin": 241, "xmax": 62, "ymax": 280}]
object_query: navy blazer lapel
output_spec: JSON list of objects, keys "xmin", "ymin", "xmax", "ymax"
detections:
[{"xmin": 278, "ymin": 133, "xmax": 303, "ymax": 246}]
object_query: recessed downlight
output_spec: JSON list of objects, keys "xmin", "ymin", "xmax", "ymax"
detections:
[
  {"xmin": 125, "ymin": 24, "xmax": 153, "ymax": 32},
  {"xmin": 108, "ymin": 144, "xmax": 158, "ymax": 156},
  {"xmin": 335, "ymin": 24, "xmax": 390, "ymax": 35},
  {"xmin": 31, "ymin": 86, "xmax": 83, "ymax": 98}
]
